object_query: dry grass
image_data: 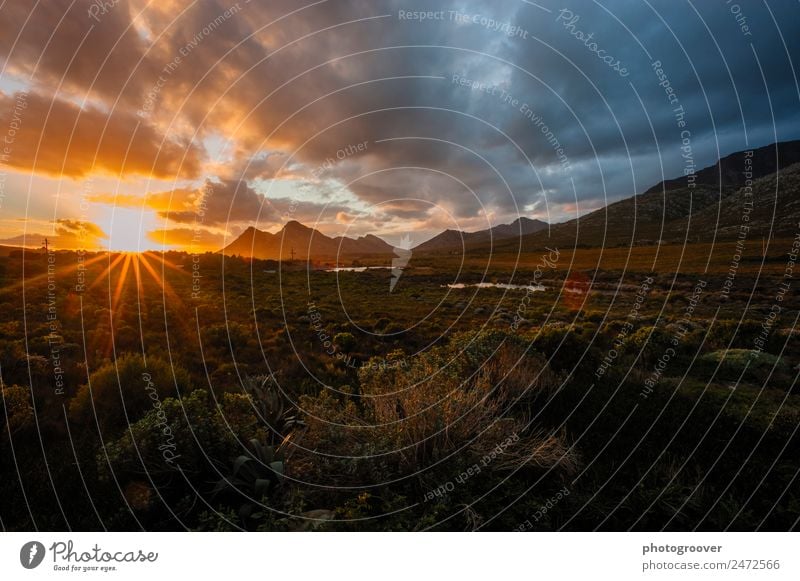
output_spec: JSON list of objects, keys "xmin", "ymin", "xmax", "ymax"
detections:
[
  {"xmin": 293, "ymin": 333, "xmax": 578, "ymax": 485},
  {"xmin": 415, "ymin": 238, "xmax": 796, "ymax": 276}
]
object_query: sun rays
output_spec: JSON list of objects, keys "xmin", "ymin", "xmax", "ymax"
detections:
[
  {"xmin": 76, "ymin": 251, "xmax": 188, "ymax": 356},
  {"xmin": 89, "ymin": 251, "xmax": 185, "ymax": 303}
]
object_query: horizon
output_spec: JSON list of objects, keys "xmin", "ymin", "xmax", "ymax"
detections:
[
  {"xmin": 3, "ymin": 1, "xmax": 799, "ymax": 253},
  {"xmin": 3, "ymin": 136, "xmax": 795, "ymax": 255}
]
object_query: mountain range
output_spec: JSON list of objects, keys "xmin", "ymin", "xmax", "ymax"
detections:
[
  {"xmin": 412, "ymin": 217, "xmax": 548, "ymax": 253},
  {"xmin": 221, "ymin": 221, "xmax": 395, "ymax": 260},
  {"xmin": 221, "ymin": 217, "xmax": 550, "ymax": 260},
  {"xmin": 475, "ymin": 139, "xmax": 800, "ymax": 253},
  {"xmin": 219, "ymin": 140, "xmax": 800, "ymax": 260}
]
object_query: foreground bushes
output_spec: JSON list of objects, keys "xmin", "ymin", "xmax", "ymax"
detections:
[{"xmin": 288, "ymin": 331, "xmax": 577, "ymax": 527}]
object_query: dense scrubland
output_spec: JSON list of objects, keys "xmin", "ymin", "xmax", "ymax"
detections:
[{"xmin": 0, "ymin": 241, "xmax": 798, "ymax": 531}]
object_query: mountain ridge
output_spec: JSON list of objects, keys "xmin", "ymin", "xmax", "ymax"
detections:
[
  {"xmin": 219, "ymin": 140, "xmax": 800, "ymax": 259},
  {"xmin": 644, "ymin": 139, "xmax": 800, "ymax": 194},
  {"xmin": 413, "ymin": 217, "xmax": 549, "ymax": 253},
  {"xmin": 221, "ymin": 220, "xmax": 396, "ymax": 260}
]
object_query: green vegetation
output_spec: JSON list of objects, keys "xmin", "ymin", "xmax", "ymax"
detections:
[{"xmin": 0, "ymin": 247, "xmax": 797, "ymax": 531}]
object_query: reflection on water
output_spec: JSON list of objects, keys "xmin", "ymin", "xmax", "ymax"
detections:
[
  {"xmin": 323, "ymin": 266, "xmax": 393, "ymax": 272},
  {"xmin": 445, "ymin": 282, "xmax": 546, "ymax": 291}
]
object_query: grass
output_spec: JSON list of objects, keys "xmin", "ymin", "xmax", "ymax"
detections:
[{"xmin": 411, "ymin": 238, "xmax": 798, "ymax": 276}]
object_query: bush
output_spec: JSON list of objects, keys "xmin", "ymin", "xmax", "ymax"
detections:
[
  {"xmin": 697, "ymin": 349, "xmax": 792, "ymax": 386},
  {"xmin": 333, "ymin": 332, "xmax": 356, "ymax": 352},
  {"xmin": 102, "ymin": 390, "xmax": 264, "ymax": 500},
  {"xmin": 295, "ymin": 331, "xmax": 576, "ymax": 487},
  {"xmin": 69, "ymin": 353, "xmax": 191, "ymax": 436}
]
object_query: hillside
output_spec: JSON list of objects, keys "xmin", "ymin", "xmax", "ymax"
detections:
[
  {"xmin": 463, "ymin": 141, "xmax": 800, "ymax": 254},
  {"xmin": 644, "ymin": 139, "xmax": 800, "ymax": 193},
  {"xmin": 0, "ymin": 245, "xmax": 28, "ymax": 256},
  {"xmin": 413, "ymin": 217, "xmax": 548, "ymax": 253},
  {"xmin": 673, "ymin": 162, "xmax": 800, "ymax": 241},
  {"xmin": 219, "ymin": 141, "xmax": 800, "ymax": 259}
]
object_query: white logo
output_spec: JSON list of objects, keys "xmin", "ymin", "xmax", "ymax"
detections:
[{"xmin": 390, "ymin": 234, "xmax": 413, "ymax": 292}]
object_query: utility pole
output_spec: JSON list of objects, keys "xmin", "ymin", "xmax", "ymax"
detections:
[
  {"xmin": 42, "ymin": 238, "xmax": 49, "ymax": 253},
  {"xmin": 289, "ymin": 247, "xmax": 295, "ymax": 262}
]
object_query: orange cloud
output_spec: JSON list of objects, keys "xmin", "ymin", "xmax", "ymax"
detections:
[
  {"xmin": 336, "ymin": 211, "xmax": 357, "ymax": 224},
  {"xmin": 0, "ymin": 91, "xmax": 202, "ymax": 179},
  {"xmin": 54, "ymin": 219, "xmax": 107, "ymax": 248},
  {"xmin": 147, "ymin": 227, "xmax": 224, "ymax": 251},
  {"xmin": 89, "ymin": 189, "xmax": 198, "ymax": 213},
  {"xmin": 0, "ymin": 219, "xmax": 107, "ymax": 250},
  {"xmin": 0, "ymin": 0, "xmax": 152, "ymax": 107}
]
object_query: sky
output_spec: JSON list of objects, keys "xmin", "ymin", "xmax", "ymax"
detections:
[{"xmin": 0, "ymin": 0, "xmax": 798, "ymax": 251}]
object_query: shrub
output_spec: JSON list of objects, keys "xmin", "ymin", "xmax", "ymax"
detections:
[
  {"xmin": 697, "ymin": 349, "xmax": 792, "ymax": 385},
  {"xmin": 333, "ymin": 332, "xmax": 356, "ymax": 352},
  {"xmin": 69, "ymin": 353, "xmax": 191, "ymax": 436},
  {"xmin": 295, "ymin": 331, "xmax": 576, "ymax": 487}
]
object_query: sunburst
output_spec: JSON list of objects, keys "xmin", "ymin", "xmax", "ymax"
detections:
[
  {"xmin": 82, "ymin": 251, "xmax": 189, "ymax": 356},
  {"xmin": 87, "ymin": 251, "xmax": 187, "ymax": 318}
]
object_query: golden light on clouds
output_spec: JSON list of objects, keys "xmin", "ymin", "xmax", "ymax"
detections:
[{"xmin": 0, "ymin": 91, "xmax": 202, "ymax": 179}]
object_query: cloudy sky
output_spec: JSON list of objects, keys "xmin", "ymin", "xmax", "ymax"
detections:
[{"xmin": 0, "ymin": 0, "xmax": 798, "ymax": 251}]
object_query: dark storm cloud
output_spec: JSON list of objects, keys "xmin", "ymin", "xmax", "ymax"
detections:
[
  {"xmin": 159, "ymin": 179, "xmax": 278, "ymax": 225},
  {"xmin": 497, "ymin": 0, "xmax": 800, "ymax": 208},
  {"xmin": 0, "ymin": 0, "xmax": 153, "ymax": 105},
  {"xmin": 2, "ymin": 0, "xmax": 798, "ymax": 230}
]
